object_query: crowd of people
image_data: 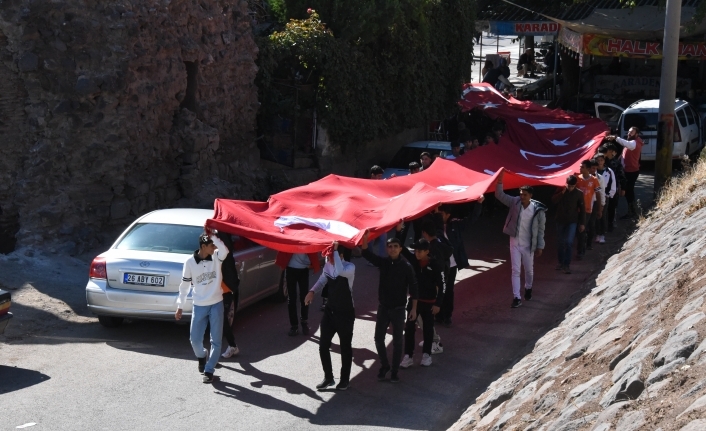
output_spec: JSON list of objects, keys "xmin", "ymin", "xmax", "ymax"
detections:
[{"xmin": 172, "ymin": 125, "xmax": 644, "ymax": 389}]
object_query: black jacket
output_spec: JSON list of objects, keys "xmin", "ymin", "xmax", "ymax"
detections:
[
  {"xmin": 442, "ymin": 202, "xmax": 482, "ymax": 270},
  {"xmin": 552, "ymin": 187, "xmax": 586, "ymax": 225},
  {"xmin": 399, "ymin": 246, "xmax": 445, "ymax": 306},
  {"xmin": 217, "ymin": 231, "xmax": 240, "ymax": 293},
  {"xmin": 362, "ymin": 248, "xmax": 418, "ymax": 308},
  {"xmin": 606, "ymin": 156, "xmax": 627, "ymax": 190}
]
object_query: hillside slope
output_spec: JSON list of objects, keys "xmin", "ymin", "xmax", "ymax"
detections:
[{"xmin": 450, "ymin": 162, "xmax": 706, "ymax": 431}]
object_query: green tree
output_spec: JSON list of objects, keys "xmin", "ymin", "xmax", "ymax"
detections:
[{"xmin": 258, "ymin": 0, "xmax": 476, "ymax": 150}]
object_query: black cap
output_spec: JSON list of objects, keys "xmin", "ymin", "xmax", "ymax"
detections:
[
  {"xmin": 386, "ymin": 237, "xmax": 402, "ymax": 246},
  {"xmin": 410, "ymin": 238, "xmax": 430, "ymax": 251},
  {"xmin": 199, "ymin": 234, "xmax": 213, "ymax": 246}
]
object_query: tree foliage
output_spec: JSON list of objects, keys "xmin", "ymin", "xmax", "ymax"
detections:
[{"xmin": 257, "ymin": 0, "xmax": 476, "ymax": 150}]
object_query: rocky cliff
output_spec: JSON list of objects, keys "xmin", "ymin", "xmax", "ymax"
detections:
[
  {"xmin": 450, "ymin": 162, "xmax": 706, "ymax": 431},
  {"xmin": 0, "ymin": 0, "xmax": 261, "ymax": 254}
]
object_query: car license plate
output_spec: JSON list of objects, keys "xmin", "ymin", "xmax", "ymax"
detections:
[{"xmin": 124, "ymin": 273, "xmax": 165, "ymax": 287}]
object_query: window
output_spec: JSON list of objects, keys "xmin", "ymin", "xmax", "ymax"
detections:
[
  {"xmin": 623, "ymin": 113, "xmax": 658, "ymax": 132},
  {"xmin": 232, "ymin": 235, "xmax": 257, "ymax": 251},
  {"xmin": 388, "ymin": 147, "xmax": 443, "ymax": 169},
  {"xmin": 685, "ymin": 106, "xmax": 696, "ymax": 126},
  {"xmin": 676, "ymin": 109, "xmax": 688, "ymax": 128},
  {"xmin": 116, "ymin": 223, "xmax": 204, "ymax": 254}
]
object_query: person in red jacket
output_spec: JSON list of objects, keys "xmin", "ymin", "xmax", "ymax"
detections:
[{"xmin": 606, "ymin": 127, "xmax": 643, "ymax": 219}]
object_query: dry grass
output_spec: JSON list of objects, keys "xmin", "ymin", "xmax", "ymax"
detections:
[{"xmin": 653, "ymin": 159, "xmax": 706, "ymax": 215}]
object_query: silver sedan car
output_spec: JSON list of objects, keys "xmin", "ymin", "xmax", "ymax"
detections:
[{"xmin": 86, "ymin": 208, "xmax": 285, "ymax": 328}]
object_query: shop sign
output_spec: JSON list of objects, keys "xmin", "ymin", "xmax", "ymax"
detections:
[{"xmin": 584, "ymin": 34, "xmax": 706, "ymax": 60}]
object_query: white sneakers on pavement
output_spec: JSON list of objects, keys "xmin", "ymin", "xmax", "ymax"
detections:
[
  {"xmin": 418, "ymin": 340, "xmax": 444, "ymax": 354},
  {"xmin": 221, "ymin": 345, "xmax": 240, "ymax": 358},
  {"xmin": 400, "ymin": 354, "xmax": 414, "ymax": 369},
  {"xmin": 421, "ymin": 353, "xmax": 432, "ymax": 367},
  {"xmin": 598, "ymin": 235, "xmax": 606, "ymax": 244}
]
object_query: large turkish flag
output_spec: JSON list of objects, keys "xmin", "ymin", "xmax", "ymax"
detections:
[{"xmin": 208, "ymin": 83, "xmax": 607, "ymax": 253}]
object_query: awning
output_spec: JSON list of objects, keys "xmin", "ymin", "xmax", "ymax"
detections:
[{"xmin": 558, "ymin": 26, "xmax": 706, "ymax": 60}]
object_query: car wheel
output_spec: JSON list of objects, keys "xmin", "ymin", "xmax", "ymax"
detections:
[
  {"xmin": 270, "ymin": 270, "xmax": 288, "ymax": 303},
  {"xmin": 98, "ymin": 316, "xmax": 124, "ymax": 328}
]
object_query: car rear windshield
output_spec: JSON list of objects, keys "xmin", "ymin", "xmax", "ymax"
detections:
[
  {"xmin": 388, "ymin": 147, "xmax": 441, "ymax": 169},
  {"xmin": 623, "ymin": 113, "xmax": 658, "ymax": 133},
  {"xmin": 115, "ymin": 223, "xmax": 205, "ymax": 254}
]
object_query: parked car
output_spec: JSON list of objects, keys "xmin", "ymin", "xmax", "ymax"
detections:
[
  {"xmin": 383, "ymin": 141, "xmax": 453, "ymax": 179},
  {"xmin": 595, "ymin": 100, "xmax": 704, "ymax": 161},
  {"xmin": 86, "ymin": 208, "xmax": 285, "ymax": 328},
  {"xmin": 0, "ymin": 288, "xmax": 12, "ymax": 335}
]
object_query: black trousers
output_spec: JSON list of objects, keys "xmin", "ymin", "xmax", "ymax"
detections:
[
  {"xmin": 577, "ymin": 211, "xmax": 595, "ymax": 256},
  {"xmin": 286, "ymin": 267, "xmax": 309, "ymax": 327},
  {"xmin": 405, "ymin": 302, "xmax": 435, "ymax": 356},
  {"xmin": 624, "ymin": 171, "xmax": 640, "ymax": 205},
  {"xmin": 607, "ymin": 194, "xmax": 619, "ymax": 231},
  {"xmin": 586, "ymin": 201, "xmax": 600, "ymax": 245},
  {"xmin": 319, "ymin": 308, "xmax": 355, "ymax": 382},
  {"xmin": 222, "ymin": 291, "xmax": 238, "ymax": 347},
  {"xmin": 439, "ymin": 267, "xmax": 457, "ymax": 321},
  {"xmin": 374, "ymin": 304, "xmax": 406, "ymax": 372}
]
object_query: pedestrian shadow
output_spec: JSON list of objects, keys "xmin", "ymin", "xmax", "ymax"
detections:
[
  {"xmin": 212, "ymin": 379, "xmax": 314, "ymax": 420},
  {"xmin": 220, "ymin": 361, "xmax": 324, "ymax": 402},
  {"xmin": 0, "ymin": 365, "xmax": 50, "ymax": 394}
]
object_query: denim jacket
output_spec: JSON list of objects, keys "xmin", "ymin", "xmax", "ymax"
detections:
[{"xmin": 495, "ymin": 182, "xmax": 547, "ymax": 252}]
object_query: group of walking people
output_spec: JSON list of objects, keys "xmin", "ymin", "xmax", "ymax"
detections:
[{"xmin": 172, "ymin": 125, "xmax": 644, "ymax": 388}]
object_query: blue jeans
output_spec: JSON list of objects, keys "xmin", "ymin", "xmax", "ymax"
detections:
[
  {"xmin": 190, "ymin": 301, "xmax": 223, "ymax": 374},
  {"xmin": 556, "ymin": 223, "xmax": 577, "ymax": 267}
]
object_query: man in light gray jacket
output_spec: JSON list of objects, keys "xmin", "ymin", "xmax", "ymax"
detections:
[{"xmin": 494, "ymin": 171, "xmax": 547, "ymax": 308}]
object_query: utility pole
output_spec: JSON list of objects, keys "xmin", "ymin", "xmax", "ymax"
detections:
[{"xmin": 655, "ymin": 0, "xmax": 683, "ymax": 196}]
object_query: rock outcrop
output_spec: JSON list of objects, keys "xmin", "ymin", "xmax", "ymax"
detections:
[
  {"xmin": 0, "ymin": 0, "xmax": 262, "ymax": 254},
  {"xmin": 450, "ymin": 163, "xmax": 706, "ymax": 431}
]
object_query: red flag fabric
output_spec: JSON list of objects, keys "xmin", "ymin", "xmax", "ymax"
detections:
[
  {"xmin": 456, "ymin": 83, "xmax": 607, "ymax": 189},
  {"xmin": 209, "ymin": 160, "xmax": 494, "ymax": 253},
  {"xmin": 208, "ymin": 83, "xmax": 608, "ymax": 253}
]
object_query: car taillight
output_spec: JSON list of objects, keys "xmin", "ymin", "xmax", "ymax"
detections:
[
  {"xmin": 89, "ymin": 257, "xmax": 107, "ymax": 279},
  {"xmin": 674, "ymin": 127, "xmax": 682, "ymax": 143}
]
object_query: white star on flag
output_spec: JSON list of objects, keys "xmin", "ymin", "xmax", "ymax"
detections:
[
  {"xmin": 480, "ymin": 102, "xmax": 500, "ymax": 110},
  {"xmin": 549, "ymin": 138, "xmax": 569, "ymax": 146},
  {"xmin": 537, "ymin": 162, "xmax": 566, "ymax": 170}
]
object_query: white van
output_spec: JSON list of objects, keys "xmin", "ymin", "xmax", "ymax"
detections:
[{"xmin": 595, "ymin": 100, "xmax": 703, "ymax": 161}]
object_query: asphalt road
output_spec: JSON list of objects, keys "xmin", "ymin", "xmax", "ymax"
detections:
[{"xmin": 0, "ymin": 172, "xmax": 655, "ymax": 431}]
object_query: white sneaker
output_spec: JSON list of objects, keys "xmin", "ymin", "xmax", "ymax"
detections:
[
  {"xmin": 598, "ymin": 235, "xmax": 606, "ymax": 244},
  {"xmin": 400, "ymin": 354, "xmax": 414, "ymax": 369},
  {"xmin": 421, "ymin": 353, "xmax": 432, "ymax": 367},
  {"xmin": 221, "ymin": 345, "xmax": 240, "ymax": 358},
  {"xmin": 431, "ymin": 342, "xmax": 444, "ymax": 354},
  {"xmin": 594, "ymin": 236, "xmax": 601, "ymax": 243}
]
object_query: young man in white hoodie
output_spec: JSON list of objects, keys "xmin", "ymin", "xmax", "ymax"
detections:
[{"xmin": 175, "ymin": 228, "xmax": 229, "ymax": 383}]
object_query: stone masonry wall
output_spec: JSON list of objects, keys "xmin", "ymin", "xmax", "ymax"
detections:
[
  {"xmin": 0, "ymin": 0, "xmax": 262, "ymax": 254},
  {"xmin": 449, "ymin": 165, "xmax": 706, "ymax": 431}
]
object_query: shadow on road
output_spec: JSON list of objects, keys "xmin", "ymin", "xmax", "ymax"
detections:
[
  {"xmin": 212, "ymin": 379, "xmax": 315, "ymax": 420},
  {"xmin": 0, "ymin": 365, "xmax": 50, "ymax": 395}
]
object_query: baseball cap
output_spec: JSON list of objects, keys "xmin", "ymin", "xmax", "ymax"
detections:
[
  {"xmin": 410, "ymin": 238, "xmax": 430, "ymax": 251},
  {"xmin": 199, "ymin": 234, "xmax": 213, "ymax": 245},
  {"xmin": 386, "ymin": 237, "xmax": 402, "ymax": 246}
]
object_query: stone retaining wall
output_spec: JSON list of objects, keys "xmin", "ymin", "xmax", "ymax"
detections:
[
  {"xmin": 0, "ymin": 0, "xmax": 261, "ymax": 254},
  {"xmin": 450, "ymin": 167, "xmax": 706, "ymax": 431}
]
